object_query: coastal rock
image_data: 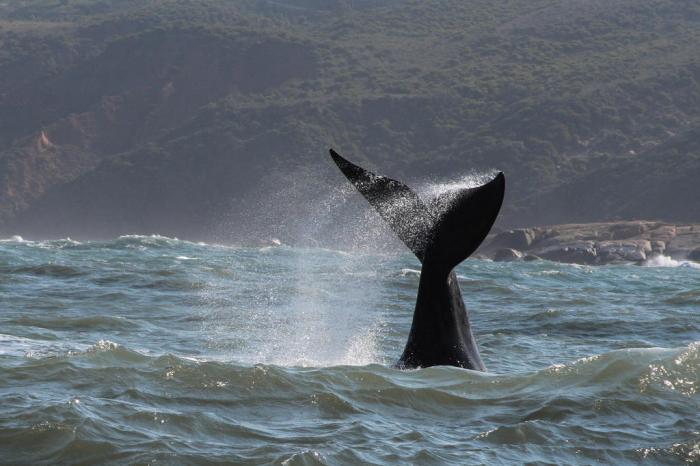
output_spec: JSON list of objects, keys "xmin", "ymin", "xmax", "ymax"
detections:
[
  {"xmin": 530, "ymin": 235, "xmax": 568, "ymax": 251},
  {"xmin": 481, "ymin": 221, "xmax": 700, "ymax": 265},
  {"xmin": 535, "ymin": 241, "xmax": 597, "ymax": 264},
  {"xmin": 665, "ymin": 228, "xmax": 700, "ymax": 259},
  {"xmin": 489, "ymin": 229, "xmax": 536, "ymax": 250},
  {"xmin": 596, "ymin": 240, "xmax": 651, "ymax": 263},
  {"xmin": 493, "ymin": 248, "xmax": 523, "ymax": 262},
  {"xmin": 649, "ymin": 224, "xmax": 677, "ymax": 243},
  {"xmin": 688, "ymin": 248, "xmax": 700, "ymax": 262},
  {"xmin": 610, "ymin": 222, "xmax": 648, "ymax": 240},
  {"xmin": 522, "ymin": 254, "xmax": 541, "ymax": 262},
  {"xmin": 549, "ymin": 223, "xmax": 613, "ymax": 241},
  {"xmin": 651, "ymin": 240, "xmax": 666, "ymax": 255}
]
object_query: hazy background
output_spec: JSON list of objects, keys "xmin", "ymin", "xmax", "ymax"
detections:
[{"xmin": 1, "ymin": 0, "xmax": 699, "ymax": 242}]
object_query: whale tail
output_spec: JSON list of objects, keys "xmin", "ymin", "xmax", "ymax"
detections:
[
  {"xmin": 425, "ymin": 171, "xmax": 505, "ymax": 275},
  {"xmin": 329, "ymin": 148, "xmax": 504, "ymax": 272}
]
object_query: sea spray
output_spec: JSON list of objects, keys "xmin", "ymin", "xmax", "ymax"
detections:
[{"xmin": 643, "ymin": 254, "xmax": 700, "ymax": 269}]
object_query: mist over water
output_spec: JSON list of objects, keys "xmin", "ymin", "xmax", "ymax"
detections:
[
  {"xmin": 201, "ymin": 169, "xmax": 504, "ymax": 369},
  {"xmin": 219, "ymin": 175, "xmax": 375, "ymax": 255},
  {"xmin": 199, "ymin": 245, "xmax": 389, "ymax": 367},
  {"xmin": 0, "ymin": 235, "xmax": 698, "ymax": 465},
  {"xmin": 226, "ymin": 164, "xmax": 502, "ymax": 253},
  {"xmin": 417, "ymin": 171, "xmax": 501, "ymax": 200}
]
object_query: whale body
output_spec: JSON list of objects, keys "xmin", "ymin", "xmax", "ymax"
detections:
[{"xmin": 329, "ymin": 149, "xmax": 505, "ymax": 370}]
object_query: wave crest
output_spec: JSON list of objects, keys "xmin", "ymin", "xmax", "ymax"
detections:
[{"xmin": 643, "ymin": 254, "xmax": 700, "ymax": 269}]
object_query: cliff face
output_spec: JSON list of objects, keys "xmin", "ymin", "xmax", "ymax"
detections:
[{"xmin": 1, "ymin": 0, "xmax": 699, "ymax": 240}]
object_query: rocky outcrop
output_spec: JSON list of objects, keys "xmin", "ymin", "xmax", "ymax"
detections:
[
  {"xmin": 493, "ymin": 248, "xmax": 524, "ymax": 262},
  {"xmin": 537, "ymin": 240, "xmax": 598, "ymax": 264},
  {"xmin": 609, "ymin": 222, "xmax": 648, "ymax": 240},
  {"xmin": 479, "ymin": 221, "xmax": 700, "ymax": 265},
  {"xmin": 489, "ymin": 229, "xmax": 536, "ymax": 250},
  {"xmin": 689, "ymin": 248, "xmax": 700, "ymax": 262},
  {"xmin": 665, "ymin": 225, "xmax": 700, "ymax": 259},
  {"xmin": 596, "ymin": 240, "xmax": 651, "ymax": 262}
]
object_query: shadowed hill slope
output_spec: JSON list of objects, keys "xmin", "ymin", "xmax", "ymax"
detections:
[{"xmin": 1, "ymin": 0, "xmax": 699, "ymax": 240}]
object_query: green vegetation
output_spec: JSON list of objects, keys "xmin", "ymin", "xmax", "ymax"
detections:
[{"xmin": 0, "ymin": 0, "xmax": 699, "ymax": 239}]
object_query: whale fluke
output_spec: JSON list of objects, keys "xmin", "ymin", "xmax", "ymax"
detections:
[
  {"xmin": 424, "ymin": 172, "xmax": 505, "ymax": 277},
  {"xmin": 329, "ymin": 148, "xmax": 504, "ymax": 271},
  {"xmin": 329, "ymin": 148, "xmax": 505, "ymax": 369},
  {"xmin": 329, "ymin": 149, "xmax": 433, "ymax": 261}
]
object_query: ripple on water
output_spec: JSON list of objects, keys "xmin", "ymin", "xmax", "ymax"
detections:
[{"xmin": 0, "ymin": 242, "xmax": 698, "ymax": 464}]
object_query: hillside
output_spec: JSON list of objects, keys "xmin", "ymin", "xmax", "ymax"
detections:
[{"xmin": 1, "ymin": 0, "xmax": 699, "ymax": 241}]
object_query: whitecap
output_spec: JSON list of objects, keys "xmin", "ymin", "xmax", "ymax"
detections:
[
  {"xmin": 118, "ymin": 233, "xmax": 179, "ymax": 242},
  {"xmin": 0, "ymin": 235, "xmax": 26, "ymax": 243},
  {"xmin": 643, "ymin": 255, "xmax": 700, "ymax": 269},
  {"xmin": 86, "ymin": 339, "xmax": 120, "ymax": 352}
]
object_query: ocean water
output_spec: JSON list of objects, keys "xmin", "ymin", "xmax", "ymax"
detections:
[{"xmin": 0, "ymin": 235, "xmax": 698, "ymax": 465}]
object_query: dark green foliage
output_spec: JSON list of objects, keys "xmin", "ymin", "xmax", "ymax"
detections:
[{"xmin": 0, "ymin": 0, "xmax": 699, "ymax": 239}]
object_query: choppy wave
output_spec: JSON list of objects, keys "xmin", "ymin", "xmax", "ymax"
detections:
[
  {"xmin": 1, "ymin": 239, "xmax": 698, "ymax": 464},
  {"xmin": 0, "ymin": 234, "xmax": 217, "ymax": 251},
  {"xmin": 0, "ymin": 234, "xmax": 26, "ymax": 243},
  {"xmin": 1, "ymin": 340, "xmax": 698, "ymax": 464},
  {"xmin": 643, "ymin": 254, "xmax": 700, "ymax": 269}
]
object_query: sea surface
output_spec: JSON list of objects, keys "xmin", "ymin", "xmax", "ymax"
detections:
[{"xmin": 0, "ymin": 235, "xmax": 698, "ymax": 465}]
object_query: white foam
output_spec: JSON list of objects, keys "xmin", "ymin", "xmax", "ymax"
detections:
[
  {"xmin": 643, "ymin": 255, "xmax": 700, "ymax": 269},
  {"xmin": 0, "ymin": 235, "xmax": 26, "ymax": 243},
  {"xmin": 35, "ymin": 237, "xmax": 82, "ymax": 248},
  {"xmin": 116, "ymin": 234, "xmax": 227, "ymax": 249},
  {"xmin": 86, "ymin": 339, "xmax": 120, "ymax": 352},
  {"xmin": 0, "ymin": 236, "xmax": 84, "ymax": 248},
  {"xmin": 119, "ymin": 234, "xmax": 179, "ymax": 241}
]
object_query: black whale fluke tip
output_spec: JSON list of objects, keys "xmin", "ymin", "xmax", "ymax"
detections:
[
  {"xmin": 479, "ymin": 171, "xmax": 506, "ymax": 200},
  {"xmin": 329, "ymin": 148, "xmax": 342, "ymax": 163},
  {"xmin": 329, "ymin": 148, "xmax": 351, "ymax": 171},
  {"xmin": 487, "ymin": 171, "xmax": 505, "ymax": 189}
]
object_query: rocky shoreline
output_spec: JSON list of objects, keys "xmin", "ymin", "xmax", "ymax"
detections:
[{"xmin": 478, "ymin": 221, "xmax": 700, "ymax": 265}]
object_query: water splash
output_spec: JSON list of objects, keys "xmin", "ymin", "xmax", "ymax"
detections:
[
  {"xmin": 416, "ymin": 171, "xmax": 500, "ymax": 201},
  {"xmin": 201, "ymin": 166, "xmax": 501, "ymax": 366},
  {"xmin": 0, "ymin": 235, "xmax": 25, "ymax": 243},
  {"xmin": 198, "ymin": 247, "xmax": 390, "ymax": 367},
  {"xmin": 416, "ymin": 171, "xmax": 501, "ymax": 216},
  {"xmin": 643, "ymin": 254, "xmax": 700, "ymax": 269}
]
